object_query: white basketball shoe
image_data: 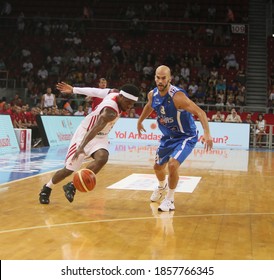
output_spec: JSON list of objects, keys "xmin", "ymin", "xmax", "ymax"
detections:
[
  {"xmin": 158, "ymin": 197, "xmax": 175, "ymax": 212},
  {"xmin": 150, "ymin": 183, "xmax": 167, "ymax": 202}
]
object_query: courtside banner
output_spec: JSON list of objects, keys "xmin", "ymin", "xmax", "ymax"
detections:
[
  {"xmin": 39, "ymin": 115, "xmax": 84, "ymax": 146},
  {"xmin": 0, "ymin": 115, "xmax": 20, "ymax": 154},
  {"xmin": 109, "ymin": 118, "xmax": 250, "ymax": 149}
]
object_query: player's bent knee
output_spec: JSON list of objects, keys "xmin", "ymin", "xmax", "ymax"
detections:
[
  {"xmin": 96, "ymin": 154, "xmax": 109, "ymax": 167},
  {"xmin": 153, "ymin": 162, "xmax": 165, "ymax": 171},
  {"xmin": 167, "ymin": 160, "xmax": 180, "ymax": 173}
]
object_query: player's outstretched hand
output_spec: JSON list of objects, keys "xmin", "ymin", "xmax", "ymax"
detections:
[{"xmin": 56, "ymin": 82, "xmax": 73, "ymax": 94}]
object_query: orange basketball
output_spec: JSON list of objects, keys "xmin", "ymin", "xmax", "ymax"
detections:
[{"xmin": 73, "ymin": 169, "xmax": 96, "ymax": 192}]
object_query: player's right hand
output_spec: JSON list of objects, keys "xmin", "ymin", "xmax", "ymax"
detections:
[
  {"xmin": 56, "ymin": 82, "xmax": 73, "ymax": 94},
  {"xmin": 137, "ymin": 122, "xmax": 146, "ymax": 136}
]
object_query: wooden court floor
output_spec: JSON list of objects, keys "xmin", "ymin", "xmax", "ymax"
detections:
[{"xmin": 0, "ymin": 148, "xmax": 273, "ymax": 260}]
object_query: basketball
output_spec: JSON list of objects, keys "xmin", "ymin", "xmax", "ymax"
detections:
[{"xmin": 73, "ymin": 168, "xmax": 96, "ymax": 192}]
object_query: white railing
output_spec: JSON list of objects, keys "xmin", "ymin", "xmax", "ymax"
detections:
[{"xmin": 250, "ymin": 124, "xmax": 274, "ymax": 149}]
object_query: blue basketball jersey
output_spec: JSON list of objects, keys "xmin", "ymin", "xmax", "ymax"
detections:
[{"xmin": 151, "ymin": 85, "xmax": 197, "ymax": 138}]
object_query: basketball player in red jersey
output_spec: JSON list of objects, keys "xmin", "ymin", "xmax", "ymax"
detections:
[
  {"xmin": 85, "ymin": 78, "xmax": 109, "ymax": 111},
  {"xmin": 39, "ymin": 83, "xmax": 140, "ymax": 204}
]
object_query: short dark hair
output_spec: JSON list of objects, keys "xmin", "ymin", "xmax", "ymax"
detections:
[{"xmin": 120, "ymin": 84, "xmax": 140, "ymax": 98}]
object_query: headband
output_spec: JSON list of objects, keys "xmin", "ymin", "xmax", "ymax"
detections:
[{"xmin": 120, "ymin": 90, "xmax": 138, "ymax": 101}]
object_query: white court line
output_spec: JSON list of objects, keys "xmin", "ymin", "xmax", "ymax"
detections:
[{"xmin": 0, "ymin": 212, "xmax": 274, "ymax": 235}]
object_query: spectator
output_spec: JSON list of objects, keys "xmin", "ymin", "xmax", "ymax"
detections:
[
  {"xmin": 192, "ymin": 49, "xmax": 202, "ymax": 68},
  {"xmin": 1, "ymin": 1, "xmax": 12, "ymax": 16},
  {"xmin": 15, "ymin": 11, "xmax": 25, "ymax": 31},
  {"xmin": 225, "ymin": 6, "xmax": 235, "ymax": 22},
  {"xmin": 37, "ymin": 65, "xmax": 48, "ymax": 82},
  {"xmin": 236, "ymin": 65, "xmax": 246, "ymax": 85},
  {"xmin": 84, "ymin": 68, "xmax": 97, "ymax": 85},
  {"xmin": 207, "ymin": 4, "xmax": 216, "ymax": 21},
  {"xmin": 180, "ymin": 62, "xmax": 190, "ymax": 82},
  {"xmin": 243, "ymin": 113, "xmax": 255, "ymax": 135},
  {"xmin": 211, "ymin": 110, "xmax": 225, "ymax": 122},
  {"xmin": 191, "ymin": 2, "xmax": 201, "ymax": 19},
  {"xmin": 0, "ymin": 58, "xmax": 6, "ymax": 70},
  {"xmin": 0, "ymin": 97, "xmax": 7, "ymax": 113},
  {"xmin": 106, "ymin": 33, "xmax": 117, "ymax": 49},
  {"xmin": 86, "ymin": 78, "xmax": 109, "ymax": 111},
  {"xmin": 235, "ymin": 85, "xmax": 245, "ymax": 106},
  {"xmin": 111, "ymin": 41, "xmax": 123, "ymax": 63},
  {"xmin": 83, "ymin": 4, "xmax": 92, "ymax": 19},
  {"xmin": 40, "ymin": 86, "xmax": 57, "ymax": 109},
  {"xmin": 208, "ymin": 50, "xmax": 223, "ymax": 69},
  {"xmin": 210, "ymin": 67, "xmax": 219, "ymax": 80},
  {"xmin": 223, "ymin": 26, "xmax": 232, "ymax": 45},
  {"xmin": 143, "ymin": 3, "xmax": 152, "ymax": 19},
  {"xmin": 255, "ymin": 114, "xmax": 266, "ymax": 147},
  {"xmin": 197, "ymin": 64, "xmax": 210, "ymax": 81},
  {"xmin": 63, "ymin": 100, "xmax": 73, "ymax": 114},
  {"xmin": 11, "ymin": 105, "xmax": 25, "ymax": 128},
  {"xmin": 269, "ymin": 68, "xmax": 274, "ymax": 86},
  {"xmin": 134, "ymin": 56, "xmax": 144, "ymax": 73},
  {"xmin": 216, "ymin": 89, "xmax": 226, "ymax": 104},
  {"xmin": 74, "ymin": 105, "xmax": 85, "ymax": 116},
  {"xmin": 215, "ymin": 78, "xmax": 226, "ymax": 94},
  {"xmin": 91, "ymin": 55, "xmax": 102, "ymax": 71},
  {"xmin": 188, "ymin": 80, "xmax": 198, "ymax": 95},
  {"xmin": 21, "ymin": 48, "xmax": 31, "ymax": 58},
  {"xmin": 158, "ymin": 1, "xmax": 169, "ymax": 17},
  {"xmin": 225, "ymin": 108, "xmax": 242, "ymax": 123},
  {"xmin": 224, "ymin": 51, "xmax": 239, "ymax": 70},
  {"xmin": 227, "ymin": 81, "xmax": 238, "ymax": 94},
  {"xmin": 22, "ymin": 58, "xmax": 34, "ymax": 73},
  {"xmin": 10, "ymin": 94, "xmax": 23, "ymax": 107},
  {"xmin": 125, "ymin": 5, "xmax": 136, "ymax": 19},
  {"xmin": 208, "ymin": 74, "xmax": 217, "ymax": 87},
  {"xmin": 205, "ymin": 90, "xmax": 216, "ymax": 105},
  {"xmin": 0, "ymin": 100, "xmax": 9, "ymax": 114},
  {"xmin": 267, "ymin": 84, "xmax": 274, "ymax": 108},
  {"xmin": 195, "ymin": 85, "xmax": 206, "ymax": 102},
  {"xmin": 226, "ymin": 97, "xmax": 236, "ymax": 112},
  {"xmin": 142, "ymin": 62, "xmax": 154, "ymax": 80},
  {"xmin": 213, "ymin": 25, "xmax": 225, "ymax": 45},
  {"xmin": 243, "ymin": 113, "xmax": 254, "ymax": 125},
  {"xmin": 127, "ymin": 107, "xmax": 139, "ymax": 118}
]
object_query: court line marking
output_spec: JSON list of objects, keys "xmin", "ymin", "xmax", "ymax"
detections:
[{"xmin": 0, "ymin": 211, "xmax": 273, "ymax": 235}]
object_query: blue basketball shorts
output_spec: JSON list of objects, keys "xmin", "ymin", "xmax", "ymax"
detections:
[{"xmin": 155, "ymin": 134, "xmax": 198, "ymax": 166}]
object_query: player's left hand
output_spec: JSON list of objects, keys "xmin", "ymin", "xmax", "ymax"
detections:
[{"xmin": 201, "ymin": 135, "xmax": 213, "ymax": 151}]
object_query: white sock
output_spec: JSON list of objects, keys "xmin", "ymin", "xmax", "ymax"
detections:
[
  {"xmin": 166, "ymin": 188, "xmax": 175, "ymax": 201},
  {"xmin": 158, "ymin": 179, "xmax": 167, "ymax": 189},
  {"xmin": 45, "ymin": 179, "xmax": 53, "ymax": 188}
]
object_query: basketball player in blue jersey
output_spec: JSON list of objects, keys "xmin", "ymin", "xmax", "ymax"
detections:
[{"xmin": 137, "ymin": 65, "xmax": 213, "ymax": 212}]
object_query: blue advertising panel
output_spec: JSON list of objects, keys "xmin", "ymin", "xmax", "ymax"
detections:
[
  {"xmin": 0, "ymin": 115, "xmax": 19, "ymax": 154},
  {"xmin": 39, "ymin": 115, "xmax": 84, "ymax": 146}
]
